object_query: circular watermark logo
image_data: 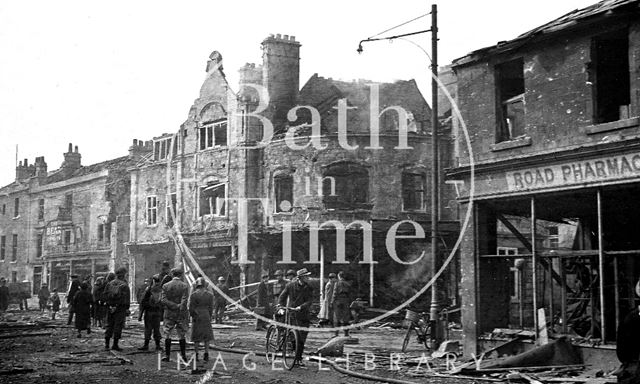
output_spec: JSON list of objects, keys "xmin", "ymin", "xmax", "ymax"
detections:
[{"xmin": 160, "ymin": 52, "xmax": 475, "ymax": 335}]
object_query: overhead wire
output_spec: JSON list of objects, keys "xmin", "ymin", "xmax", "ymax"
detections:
[{"xmin": 367, "ymin": 12, "xmax": 431, "ymax": 40}]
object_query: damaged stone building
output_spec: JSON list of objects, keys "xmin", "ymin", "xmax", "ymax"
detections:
[
  {"xmin": 127, "ymin": 34, "xmax": 459, "ymax": 309},
  {"xmin": 0, "ymin": 144, "xmax": 136, "ymax": 293},
  {"xmin": 447, "ymin": 0, "xmax": 640, "ymax": 366}
]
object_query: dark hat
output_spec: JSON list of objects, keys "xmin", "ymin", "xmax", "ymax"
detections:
[
  {"xmin": 162, "ymin": 260, "xmax": 171, "ymax": 267},
  {"xmin": 70, "ymin": 274, "xmax": 79, "ymax": 278},
  {"xmin": 262, "ymin": 272, "xmax": 269, "ymax": 278},
  {"xmin": 296, "ymin": 268, "xmax": 311, "ymax": 277},
  {"xmin": 274, "ymin": 269, "xmax": 283, "ymax": 276},
  {"xmin": 328, "ymin": 273, "xmax": 336, "ymax": 278},
  {"xmin": 195, "ymin": 277, "xmax": 206, "ymax": 288},
  {"xmin": 285, "ymin": 269, "xmax": 296, "ymax": 277},
  {"xmin": 171, "ymin": 268, "xmax": 183, "ymax": 277},
  {"xmin": 115, "ymin": 267, "xmax": 127, "ymax": 277}
]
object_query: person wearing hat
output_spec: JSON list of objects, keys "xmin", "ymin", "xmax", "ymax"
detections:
[
  {"xmin": 331, "ymin": 271, "xmax": 352, "ymax": 337},
  {"xmin": 189, "ymin": 277, "xmax": 214, "ymax": 361},
  {"xmin": 277, "ymin": 268, "xmax": 313, "ymax": 367},
  {"xmin": 255, "ymin": 272, "xmax": 271, "ymax": 331},
  {"xmin": 137, "ymin": 274, "xmax": 163, "ymax": 351},
  {"xmin": 66, "ymin": 274, "xmax": 81, "ymax": 325},
  {"xmin": 160, "ymin": 268, "xmax": 189, "ymax": 362},
  {"xmin": 318, "ymin": 273, "xmax": 337, "ymax": 327},
  {"xmin": 213, "ymin": 276, "xmax": 230, "ymax": 324},
  {"xmin": 0, "ymin": 278, "xmax": 9, "ymax": 312},
  {"xmin": 615, "ymin": 279, "xmax": 640, "ymax": 383},
  {"xmin": 285, "ymin": 269, "xmax": 296, "ymax": 281},
  {"xmin": 104, "ymin": 267, "xmax": 130, "ymax": 351},
  {"xmin": 159, "ymin": 260, "xmax": 172, "ymax": 287},
  {"xmin": 50, "ymin": 288, "xmax": 61, "ymax": 320},
  {"xmin": 73, "ymin": 281, "xmax": 93, "ymax": 338},
  {"xmin": 272, "ymin": 270, "xmax": 286, "ymax": 302},
  {"xmin": 38, "ymin": 283, "xmax": 50, "ymax": 313}
]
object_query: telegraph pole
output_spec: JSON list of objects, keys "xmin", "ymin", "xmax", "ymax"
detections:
[{"xmin": 429, "ymin": 3, "xmax": 443, "ymax": 349}]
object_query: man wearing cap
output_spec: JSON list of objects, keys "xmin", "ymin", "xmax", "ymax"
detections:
[
  {"xmin": 213, "ymin": 276, "xmax": 229, "ymax": 324},
  {"xmin": 138, "ymin": 274, "xmax": 163, "ymax": 351},
  {"xmin": 332, "ymin": 271, "xmax": 352, "ymax": 337},
  {"xmin": 161, "ymin": 268, "xmax": 189, "ymax": 362},
  {"xmin": 285, "ymin": 269, "xmax": 296, "ymax": 281},
  {"xmin": 158, "ymin": 261, "xmax": 172, "ymax": 287},
  {"xmin": 104, "ymin": 267, "xmax": 130, "ymax": 351},
  {"xmin": 255, "ymin": 272, "xmax": 271, "ymax": 331},
  {"xmin": 66, "ymin": 274, "xmax": 81, "ymax": 325},
  {"xmin": 278, "ymin": 268, "xmax": 313, "ymax": 367},
  {"xmin": 616, "ymin": 279, "xmax": 640, "ymax": 383},
  {"xmin": 272, "ymin": 270, "xmax": 286, "ymax": 301}
]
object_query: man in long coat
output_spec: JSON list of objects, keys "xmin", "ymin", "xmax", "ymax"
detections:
[
  {"xmin": 189, "ymin": 277, "xmax": 214, "ymax": 361},
  {"xmin": 213, "ymin": 276, "xmax": 229, "ymax": 324},
  {"xmin": 161, "ymin": 268, "xmax": 189, "ymax": 362},
  {"xmin": 256, "ymin": 272, "xmax": 271, "ymax": 331},
  {"xmin": 66, "ymin": 274, "xmax": 80, "ymax": 325},
  {"xmin": 278, "ymin": 268, "xmax": 313, "ymax": 367}
]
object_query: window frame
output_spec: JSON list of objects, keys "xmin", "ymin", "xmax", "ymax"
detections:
[
  {"xmin": 167, "ymin": 193, "xmax": 177, "ymax": 227},
  {"xmin": 146, "ymin": 196, "xmax": 158, "ymax": 226},
  {"xmin": 36, "ymin": 233, "xmax": 43, "ymax": 258},
  {"xmin": 153, "ymin": 136, "xmax": 179, "ymax": 161},
  {"xmin": 199, "ymin": 183, "xmax": 226, "ymax": 217},
  {"xmin": 11, "ymin": 234, "xmax": 17, "ymax": 262},
  {"xmin": 199, "ymin": 120, "xmax": 228, "ymax": 150},
  {"xmin": 495, "ymin": 58, "xmax": 525, "ymax": 143},
  {"xmin": 38, "ymin": 198, "xmax": 45, "ymax": 221},
  {"xmin": 13, "ymin": 198, "xmax": 19, "ymax": 218},
  {"xmin": 322, "ymin": 162, "xmax": 371, "ymax": 210},
  {"xmin": 0, "ymin": 235, "xmax": 5, "ymax": 261},
  {"xmin": 274, "ymin": 174, "xmax": 294, "ymax": 213},
  {"xmin": 401, "ymin": 170, "xmax": 427, "ymax": 212}
]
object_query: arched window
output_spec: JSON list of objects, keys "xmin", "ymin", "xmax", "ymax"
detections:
[{"xmin": 322, "ymin": 162, "xmax": 369, "ymax": 209}]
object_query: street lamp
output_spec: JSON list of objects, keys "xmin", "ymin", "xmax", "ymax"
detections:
[{"xmin": 358, "ymin": 4, "xmax": 443, "ymax": 348}]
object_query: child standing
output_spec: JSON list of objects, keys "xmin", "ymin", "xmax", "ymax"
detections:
[{"xmin": 50, "ymin": 289, "xmax": 61, "ymax": 320}]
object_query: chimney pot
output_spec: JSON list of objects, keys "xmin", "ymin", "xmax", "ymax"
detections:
[
  {"xmin": 74, "ymin": 145, "xmax": 78, "ymax": 153},
  {"xmin": 24, "ymin": 158, "xmax": 27, "ymax": 166},
  {"xmin": 291, "ymin": 36, "xmax": 296, "ymax": 41},
  {"xmin": 68, "ymin": 143, "xmax": 73, "ymax": 152},
  {"xmin": 283, "ymin": 34, "xmax": 289, "ymax": 40},
  {"xmin": 276, "ymin": 33, "xmax": 281, "ymax": 39},
  {"xmin": 133, "ymin": 139, "xmax": 138, "ymax": 146}
]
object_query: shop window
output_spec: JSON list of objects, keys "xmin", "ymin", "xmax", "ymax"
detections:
[
  {"xmin": 274, "ymin": 175, "xmax": 294, "ymax": 213},
  {"xmin": 154, "ymin": 136, "xmax": 178, "ymax": 161},
  {"xmin": 495, "ymin": 58, "xmax": 525, "ymax": 143},
  {"xmin": 200, "ymin": 184, "xmax": 226, "ymax": 216},
  {"xmin": 167, "ymin": 193, "xmax": 177, "ymax": 227},
  {"xmin": 146, "ymin": 196, "xmax": 157, "ymax": 225},
  {"xmin": 402, "ymin": 171, "xmax": 426, "ymax": 211},
  {"xmin": 0, "ymin": 235, "xmax": 5, "ymax": 261},
  {"xmin": 38, "ymin": 199, "xmax": 44, "ymax": 221},
  {"xmin": 12, "ymin": 234, "xmax": 17, "ymax": 261},
  {"xmin": 199, "ymin": 120, "xmax": 228, "ymax": 150},
  {"xmin": 14, "ymin": 198, "xmax": 19, "ymax": 218},
  {"xmin": 36, "ymin": 234, "xmax": 43, "ymax": 258},
  {"xmin": 322, "ymin": 163, "xmax": 369, "ymax": 209},
  {"xmin": 591, "ymin": 29, "xmax": 630, "ymax": 124}
]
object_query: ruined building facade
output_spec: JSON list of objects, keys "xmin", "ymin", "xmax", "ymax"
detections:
[
  {"xmin": 0, "ymin": 144, "xmax": 136, "ymax": 293},
  {"xmin": 447, "ymin": 0, "xmax": 640, "ymax": 365},
  {"xmin": 127, "ymin": 34, "xmax": 459, "ymax": 308}
]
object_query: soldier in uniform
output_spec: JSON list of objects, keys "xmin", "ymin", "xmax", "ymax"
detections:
[
  {"xmin": 104, "ymin": 267, "xmax": 130, "ymax": 351},
  {"xmin": 213, "ymin": 276, "xmax": 229, "ymax": 324},
  {"xmin": 158, "ymin": 261, "xmax": 172, "ymax": 287},
  {"xmin": 277, "ymin": 268, "xmax": 313, "ymax": 367},
  {"xmin": 138, "ymin": 274, "xmax": 163, "ymax": 351},
  {"xmin": 161, "ymin": 268, "xmax": 189, "ymax": 362}
]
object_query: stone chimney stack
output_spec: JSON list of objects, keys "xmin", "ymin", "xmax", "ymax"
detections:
[
  {"xmin": 128, "ymin": 139, "xmax": 152, "ymax": 159},
  {"xmin": 15, "ymin": 159, "xmax": 36, "ymax": 181},
  {"xmin": 35, "ymin": 156, "xmax": 47, "ymax": 178},
  {"xmin": 262, "ymin": 33, "xmax": 301, "ymax": 128},
  {"xmin": 61, "ymin": 143, "xmax": 81, "ymax": 172}
]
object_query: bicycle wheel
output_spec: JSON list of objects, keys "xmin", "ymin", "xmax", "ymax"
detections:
[
  {"xmin": 282, "ymin": 329, "xmax": 299, "ymax": 370},
  {"xmin": 420, "ymin": 322, "xmax": 432, "ymax": 350},
  {"xmin": 265, "ymin": 325, "xmax": 278, "ymax": 363},
  {"xmin": 401, "ymin": 325, "xmax": 414, "ymax": 352}
]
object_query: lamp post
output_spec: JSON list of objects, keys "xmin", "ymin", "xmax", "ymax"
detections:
[{"xmin": 358, "ymin": 4, "xmax": 442, "ymax": 348}]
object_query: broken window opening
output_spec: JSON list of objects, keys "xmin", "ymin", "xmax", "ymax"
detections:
[
  {"xmin": 12, "ymin": 234, "xmax": 18, "ymax": 261},
  {"xmin": 402, "ymin": 171, "xmax": 426, "ymax": 211},
  {"xmin": 592, "ymin": 29, "xmax": 630, "ymax": 124},
  {"xmin": 154, "ymin": 137, "xmax": 178, "ymax": 161},
  {"xmin": 38, "ymin": 198, "xmax": 44, "ymax": 221},
  {"xmin": 199, "ymin": 183, "xmax": 226, "ymax": 217},
  {"xmin": 199, "ymin": 120, "xmax": 228, "ymax": 150},
  {"xmin": 36, "ymin": 234, "xmax": 43, "ymax": 258},
  {"xmin": 495, "ymin": 58, "xmax": 525, "ymax": 143},
  {"xmin": 0, "ymin": 235, "xmax": 5, "ymax": 261},
  {"xmin": 167, "ymin": 193, "xmax": 177, "ymax": 227},
  {"xmin": 146, "ymin": 196, "xmax": 157, "ymax": 225},
  {"xmin": 274, "ymin": 174, "xmax": 294, "ymax": 213},
  {"xmin": 14, "ymin": 198, "xmax": 19, "ymax": 218},
  {"xmin": 322, "ymin": 163, "xmax": 369, "ymax": 209}
]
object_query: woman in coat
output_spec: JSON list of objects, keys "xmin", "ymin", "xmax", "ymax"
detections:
[
  {"xmin": 73, "ymin": 282, "xmax": 93, "ymax": 337},
  {"xmin": 189, "ymin": 277, "xmax": 214, "ymax": 361}
]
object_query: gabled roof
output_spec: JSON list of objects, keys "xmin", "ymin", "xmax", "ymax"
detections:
[
  {"xmin": 453, "ymin": 0, "xmax": 638, "ymax": 67},
  {"xmin": 44, "ymin": 156, "xmax": 134, "ymax": 184}
]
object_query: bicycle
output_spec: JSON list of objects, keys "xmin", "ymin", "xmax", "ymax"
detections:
[
  {"xmin": 401, "ymin": 309, "xmax": 431, "ymax": 352},
  {"xmin": 265, "ymin": 306, "xmax": 301, "ymax": 370}
]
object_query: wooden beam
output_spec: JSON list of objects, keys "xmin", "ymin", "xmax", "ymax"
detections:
[{"xmin": 496, "ymin": 213, "xmax": 574, "ymax": 294}]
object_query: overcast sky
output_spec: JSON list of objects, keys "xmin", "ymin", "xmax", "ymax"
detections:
[{"xmin": 0, "ymin": 0, "xmax": 596, "ymax": 187}]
